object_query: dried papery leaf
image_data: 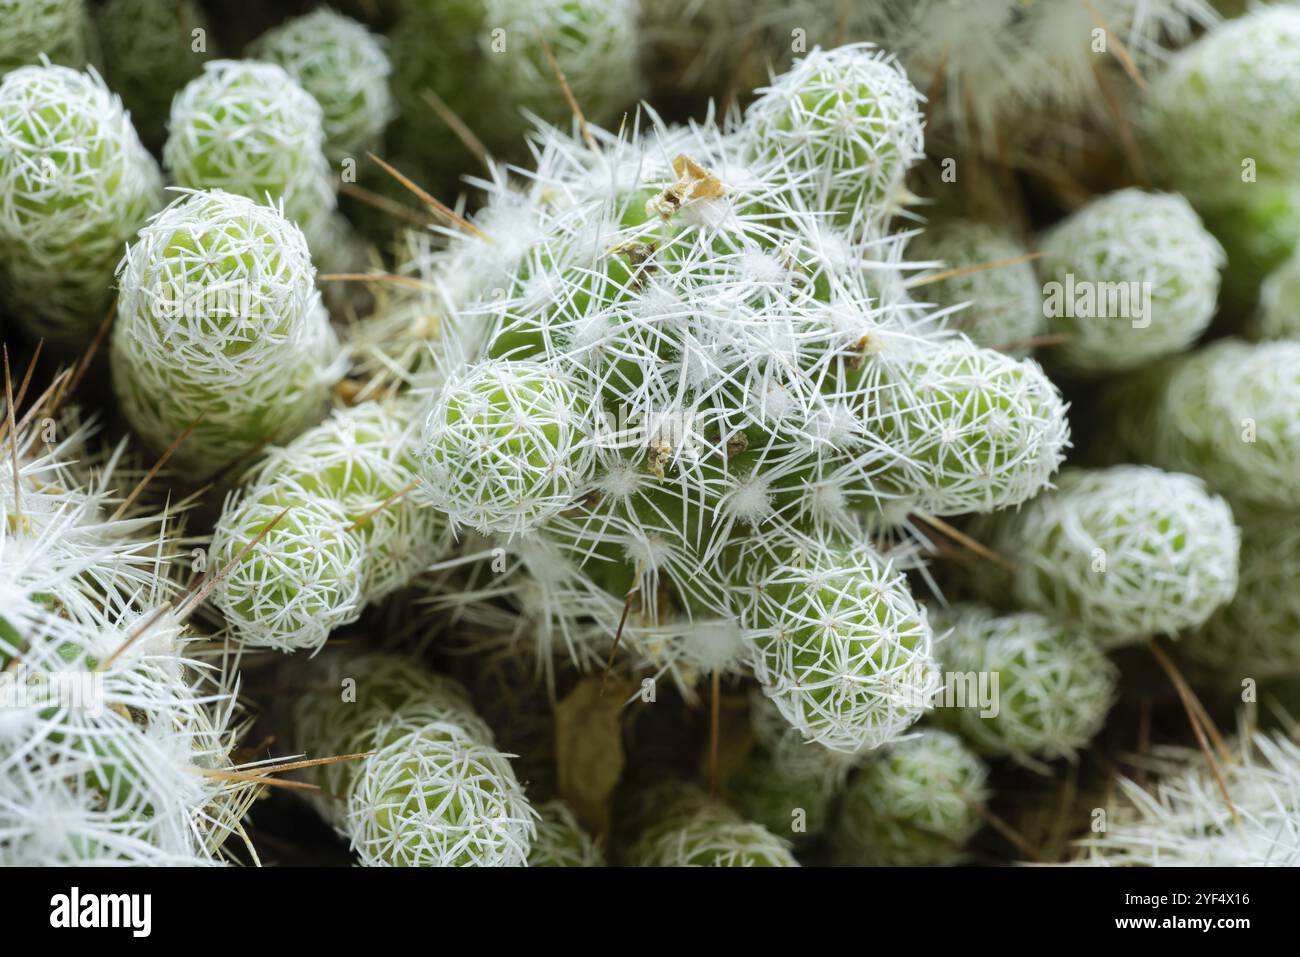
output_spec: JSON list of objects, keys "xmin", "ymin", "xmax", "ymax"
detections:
[{"xmin": 555, "ymin": 676, "xmax": 632, "ymax": 833}]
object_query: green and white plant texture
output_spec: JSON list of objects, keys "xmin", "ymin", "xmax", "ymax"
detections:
[
  {"xmin": 389, "ymin": 46, "xmax": 1068, "ymax": 759},
  {"xmin": 0, "ymin": 0, "xmax": 95, "ymax": 76},
  {"xmin": 110, "ymin": 189, "xmax": 340, "ymax": 475},
  {"xmin": 1079, "ymin": 734, "xmax": 1300, "ymax": 866},
  {"xmin": 388, "ymin": 0, "xmax": 640, "ymax": 163},
  {"xmin": 0, "ymin": 409, "xmax": 259, "ymax": 865},
  {"xmin": 1109, "ymin": 339, "xmax": 1300, "ymax": 510},
  {"xmin": 164, "ymin": 59, "xmax": 336, "ymax": 240},
  {"xmin": 908, "ymin": 219, "xmax": 1044, "ymax": 354},
  {"xmin": 833, "ymin": 729, "xmax": 988, "ymax": 866},
  {"xmin": 1143, "ymin": 6, "xmax": 1300, "ymax": 195},
  {"xmin": 1037, "ymin": 189, "xmax": 1224, "ymax": 374},
  {"xmin": 972, "ymin": 466, "xmax": 1239, "ymax": 648},
  {"xmin": 249, "ymin": 8, "xmax": 393, "ymax": 161},
  {"xmin": 292, "ymin": 651, "xmax": 536, "ymax": 867},
  {"xmin": 932, "ymin": 604, "xmax": 1117, "ymax": 768},
  {"xmin": 95, "ymin": 0, "xmax": 215, "ymax": 145},
  {"xmin": 212, "ymin": 400, "xmax": 446, "ymax": 653},
  {"xmin": 623, "ymin": 783, "xmax": 799, "ymax": 866},
  {"xmin": 0, "ymin": 61, "xmax": 162, "ymax": 342},
  {"xmin": 527, "ymin": 800, "xmax": 603, "ymax": 867}
]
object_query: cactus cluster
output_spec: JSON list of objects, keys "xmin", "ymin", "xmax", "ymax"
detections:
[{"xmin": 1, "ymin": 0, "xmax": 1299, "ymax": 874}]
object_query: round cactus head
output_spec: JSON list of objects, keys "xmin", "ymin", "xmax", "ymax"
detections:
[
  {"xmin": 834, "ymin": 728, "xmax": 988, "ymax": 866},
  {"xmin": 624, "ymin": 784, "xmax": 799, "ymax": 867},
  {"xmin": 932, "ymin": 604, "xmax": 1117, "ymax": 767},
  {"xmin": 110, "ymin": 189, "xmax": 336, "ymax": 472},
  {"xmin": 0, "ymin": 61, "xmax": 162, "ymax": 339},
  {"xmin": 740, "ymin": 43, "xmax": 925, "ymax": 227},
  {"xmin": 163, "ymin": 59, "xmax": 334, "ymax": 229},
  {"xmin": 347, "ymin": 720, "xmax": 535, "ymax": 867},
  {"xmin": 975, "ymin": 466, "xmax": 1240, "ymax": 648},
  {"xmin": 731, "ymin": 532, "xmax": 938, "ymax": 753},
  {"xmin": 210, "ymin": 496, "xmax": 363, "ymax": 655},
  {"xmin": 417, "ymin": 359, "xmax": 597, "ymax": 536},
  {"xmin": 872, "ymin": 336, "xmax": 1069, "ymax": 516},
  {"xmin": 1037, "ymin": 189, "xmax": 1224, "ymax": 374},
  {"xmin": 0, "ymin": 0, "xmax": 94, "ymax": 76},
  {"xmin": 249, "ymin": 8, "xmax": 393, "ymax": 160}
]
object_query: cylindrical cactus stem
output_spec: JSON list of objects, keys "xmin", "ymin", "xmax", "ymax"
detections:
[
  {"xmin": 833, "ymin": 728, "xmax": 989, "ymax": 866},
  {"xmin": 739, "ymin": 43, "xmax": 925, "ymax": 229},
  {"xmin": 1142, "ymin": 7, "xmax": 1300, "ymax": 194},
  {"xmin": 727, "ymin": 529, "xmax": 939, "ymax": 754},
  {"xmin": 110, "ymin": 189, "xmax": 339, "ymax": 475},
  {"xmin": 291, "ymin": 651, "xmax": 535, "ymax": 867},
  {"xmin": 971, "ymin": 465, "xmax": 1240, "ymax": 649},
  {"xmin": 163, "ymin": 59, "xmax": 337, "ymax": 236},
  {"xmin": 0, "ymin": 61, "xmax": 162, "ymax": 342},
  {"xmin": 248, "ymin": 8, "xmax": 393, "ymax": 162},
  {"xmin": 211, "ymin": 400, "xmax": 447, "ymax": 653},
  {"xmin": 930, "ymin": 603, "xmax": 1117, "ymax": 768},
  {"xmin": 1036, "ymin": 189, "xmax": 1224, "ymax": 374}
]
